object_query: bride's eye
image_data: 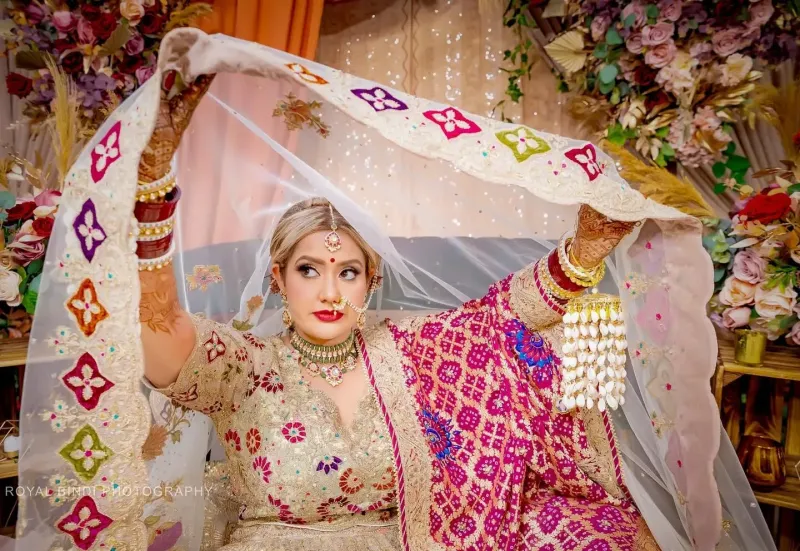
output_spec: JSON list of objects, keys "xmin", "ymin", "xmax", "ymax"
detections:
[
  {"xmin": 340, "ymin": 268, "xmax": 360, "ymax": 281},
  {"xmin": 298, "ymin": 265, "xmax": 319, "ymax": 277}
]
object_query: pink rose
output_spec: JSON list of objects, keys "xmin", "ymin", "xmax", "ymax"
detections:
[
  {"xmin": 732, "ymin": 250, "xmax": 767, "ymax": 284},
  {"xmin": 755, "ymin": 284, "xmax": 797, "ymax": 320},
  {"xmin": 719, "ymin": 277, "xmax": 757, "ymax": 307},
  {"xmin": 712, "ymin": 28, "xmax": 744, "ymax": 57},
  {"xmin": 135, "ymin": 64, "xmax": 156, "ymax": 86},
  {"xmin": 722, "ymin": 307, "xmax": 752, "ymax": 329},
  {"xmin": 25, "ymin": 3, "xmax": 46, "ymax": 25},
  {"xmin": 34, "ymin": 189, "xmax": 61, "ymax": 207},
  {"xmin": 689, "ymin": 41, "xmax": 713, "ymax": 63},
  {"xmin": 622, "ymin": 3, "xmax": 647, "ymax": 29},
  {"xmin": 52, "ymin": 11, "xmax": 77, "ymax": 33},
  {"xmin": 693, "ymin": 106, "xmax": 721, "ymax": 132},
  {"xmin": 658, "ymin": 0, "xmax": 682, "ymax": 22},
  {"xmin": 591, "ymin": 14, "xmax": 612, "ymax": 42},
  {"xmin": 642, "ymin": 22, "xmax": 674, "ymax": 46},
  {"xmin": 626, "ymin": 33, "xmax": 644, "ymax": 54},
  {"xmin": 8, "ymin": 232, "xmax": 46, "ymax": 267},
  {"xmin": 788, "ymin": 321, "xmax": 800, "ymax": 346},
  {"xmin": 750, "ymin": 0, "xmax": 775, "ymax": 26},
  {"xmin": 77, "ymin": 16, "xmax": 96, "ymax": 44},
  {"xmin": 125, "ymin": 33, "xmax": 145, "ymax": 56},
  {"xmin": 645, "ymin": 41, "xmax": 677, "ymax": 68}
]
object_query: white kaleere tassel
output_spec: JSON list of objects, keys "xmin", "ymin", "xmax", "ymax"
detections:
[{"xmin": 558, "ymin": 289, "xmax": 628, "ymax": 414}]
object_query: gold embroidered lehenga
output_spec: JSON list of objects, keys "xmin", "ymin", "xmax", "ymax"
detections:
[{"xmin": 8, "ymin": 29, "xmax": 775, "ymax": 551}]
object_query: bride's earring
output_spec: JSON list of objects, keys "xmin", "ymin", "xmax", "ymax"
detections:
[{"xmin": 280, "ymin": 291, "xmax": 293, "ymax": 328}]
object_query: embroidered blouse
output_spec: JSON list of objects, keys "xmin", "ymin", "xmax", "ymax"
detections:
[{"xmin": 157, "ymin": 259, "xmax": 659, "ymax": 550}]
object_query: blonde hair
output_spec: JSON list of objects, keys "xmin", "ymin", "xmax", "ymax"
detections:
[{"xmin": 269, "ymin": 198, "xmax": 381, "ymax": 292}]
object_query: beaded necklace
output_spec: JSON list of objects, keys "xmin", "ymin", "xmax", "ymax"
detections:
[{"xmin": 289, "ymin": 330, "xmax": 359, "ymax": 387}]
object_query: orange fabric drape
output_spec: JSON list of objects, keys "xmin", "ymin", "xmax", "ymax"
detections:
[{"xmin": 198, "ymin": 0, "xmax": 324, "ymax": 58}]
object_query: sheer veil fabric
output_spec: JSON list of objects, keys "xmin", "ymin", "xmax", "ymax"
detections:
[{"xmin": 4, "ymin": 29, "xmax": 773, "ymax": 551}]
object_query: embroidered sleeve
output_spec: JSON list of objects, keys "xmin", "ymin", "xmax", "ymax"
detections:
[{"xmin": 153, "ymin": 315, "xmax": 261, "ymax": 415}]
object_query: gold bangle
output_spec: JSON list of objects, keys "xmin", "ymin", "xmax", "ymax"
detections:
[
  {"xmin": 558, "ymin": 237, "xmax": 605, "ymax": 287},
  {"xmin": 537, "ymin": 258, "xmax": 583, "ymax": 301}
]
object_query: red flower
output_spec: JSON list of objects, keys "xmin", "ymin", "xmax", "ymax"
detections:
[
  {"xmin": 52, "ymin": 39, "xmax": 73, "ymax": 54},
  {"xmin": 793, "ymin": 130, "xmax": 800, "ymax": 151},
  {"xmin": 5, "ymin": 201, "xmax": 36, "ymax": 222},
  {"xmin": 32, "ymin": 217, "xmax": 54, "ymax": 238},
  {"xmin": 634, "ymin": 65, "xmax": 658, "ymax": 86},
  {"xmin": 281, "ymin": 422, "xmax": 306, "ymax": 444},
  {"xmin": 224, "ymin": 429, "xmax": 242, "ymax": 452},
  {"xmin": 338, "ymin": 468, "xmax": 365, "ymax": 495},
  {"xmin": 246, "ymin": 428, "xmax": 261, "ymax": 454},
  {"xmin": 118, "ymin": 55, "xmax": 144, "ymax": 75},
  {"xmin": 91, "ymin": 13, "xmax": 117, "ymax": 41},
  {"xmin": 61, "ymin": 52, "xmax": 84, "ymax": 75},
  {"xmin": 738, "ymin": 191, "xmax": 791, "ymax": 224},
  {"xmin": 6, "ymin": 73, "xmax": 33, "ymax": 98},
  {"xmin": 645, "ymin": 90, "xmax": 670, "ymax": 112},
  {"xmin": 80, "ymin": 5, "xmax": 102, "ymax": 21},
  {"xmin": 140, "ymin": 11, "xmax": 165, "ymax": 34},
  {"xmin": 252, "ymin": 456, "xmax": 272, "ymax": 483}
]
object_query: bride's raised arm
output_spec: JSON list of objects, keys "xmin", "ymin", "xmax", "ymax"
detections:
[{"xmin": 507, "ymin": 205, "xmax": 636, "ymax": 330}]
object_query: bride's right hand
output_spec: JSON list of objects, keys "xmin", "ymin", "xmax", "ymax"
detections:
[{"xmin": 138, "ymin": 72, "xmax": 216, "ymax": 183}]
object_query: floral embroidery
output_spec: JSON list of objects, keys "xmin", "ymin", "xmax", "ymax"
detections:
[
  {"xmin": 285, "ymin": 63, "xmax": 328, "ymax": 85},
  {"xmin": 269, "ymin": 495, "xmax": 304, "ymax": 524},
  {"xmin": 338, "ymin": 468, "xmax": 365, "ymax": 495},
  {"xmin": 281, "ymin": 421, "xmax": 306, "ymax": 443},
  {"xmin": 565, "ymin": 143, "xmax": 603, "ymax": 182},
  {"xmin": 169, "ymin": 383, "xmax": 198, "ymax": 403},
  {"xmin": 317, "ymin": 496, "xmax": 350, "ymax": 521},
  {"xmin": 243, "ymin": 332, "xmax": 266, "ymax": 350},
  {"xmin": 66, "ymin": 279, "xmax": 109, "ymax": 337},
  {"xmin": 505, "ymin": 320, "xmax": 555, "ymax": 387},
  {"xmin": 224, "ymin": 429, "xmax": 241, "ymax": 452},
  {"xmin": 90, "ymin": 120, "xmax": 122, "ymax": 183},
  {"xmin": 252, "ymin": 456, "xmax": 272, "ymax": 483},
  {"xmin": 59, "ymin": 425, "xmax": 113, "ymax": 481},
  {"xmin": 73, "ymin": 199, "xmax": 107, "ymax": 263},
  {"xmin": 235, "ymin": 348, "xmax": 250, "ymax": 364},
  {"xmin": 246, "ymin": 369, "xmax": 283, "ymax": 396},
  {"xmin": 273, "ymin": 92, "xmax": 330, "ymax": 138},
  {"xmin": 61, "ymin": 352, "xmax": 114, "ymax": 411},
  {"xmin": 316, "ymin": 455, "xmax": 343, "ymax": 474},
  {"xmin": 423, "ymin": 107, "xmax": 481, "ymax": 139},
  {"xmin": 56, "ymin": 495, "xmax": 113, "ymax": 550},
  {"xmin": 200, "ymin": 401, "xmax": 223, "ymax": 415},
  {"xmin": 246, "ymin": 428, "xmax": 261, "ymax": 454},
  {"xmin": 372, "ymin": 467, "xmax": 396, "ymax": 490},
  {"xmin": 351, "ymin": 86, "xmax": 408, "ymax": 112},
  {"xmin": 495, "ymin": 127, "xmax": 551, "ymax": 162},
  {"xmin": 185, "ymin": 265, "xmax": 223, "ymax": 291},
  {"xmin": 203, "ymin": 331, "xmax": 226, "ymax": 363},
  {"xmin": 421, "ymin": 409, "xmax": 461, "ymax": 462}
]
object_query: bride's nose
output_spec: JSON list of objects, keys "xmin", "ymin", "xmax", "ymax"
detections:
[{"xmin": 319, "ymin": 273, "xmax": 341, "ymax": 304}]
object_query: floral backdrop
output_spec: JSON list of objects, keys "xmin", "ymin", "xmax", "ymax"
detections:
[{"xmin": 0, "ymin": 0, "xmax": 212, "ymax": 338}]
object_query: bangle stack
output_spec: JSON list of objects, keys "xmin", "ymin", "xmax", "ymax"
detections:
[
  {"xmin": 557, "ymin": 236, "xmax": 605, "ymax": 288},
  {"xmin": 135, "ymin": 165, "xmax": 180, "ymax": 271}
]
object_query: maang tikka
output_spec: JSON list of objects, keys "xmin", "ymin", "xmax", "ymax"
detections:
[{"xmin": 324, "ymin": 202, "xmax": 342, "ymax": 253}]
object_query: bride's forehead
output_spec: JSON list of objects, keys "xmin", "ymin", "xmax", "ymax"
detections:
[{"xmin": 292, "ymin": 231, "xmax": 361, "ymax": 256}]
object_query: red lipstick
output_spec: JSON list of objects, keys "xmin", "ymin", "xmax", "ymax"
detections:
[{"xmin": 313, "ymin": 310, "xmax": 344, "ymax": 322}]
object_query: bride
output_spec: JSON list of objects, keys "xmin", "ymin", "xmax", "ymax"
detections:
[{"xmin": 9, "ymin": 29, "xmax": 773, "ymax": 551}]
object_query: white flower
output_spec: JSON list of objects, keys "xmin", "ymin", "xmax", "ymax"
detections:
[
  {"xmin": 70, "ymin": 288, "xmax": 103, "ymax": 325},
  {"xmin": 362, "ymin": 89, "xmax": 401, "ymax": 111},
  {"xmin": 0, "ymin": 267, "xmax": 22, "ymax": 307},
  {"xmin": 502, "ymin": 128, "xmax": 535, "ymax": 155},
  {"xmin": 93, "ymin": 132, "xmax": 120, "ymax": 173},
  {"xmin": 430, "ymin": 109, "xmax": 471, "ymax": 133},
  {"xmin": 77, "ymin": 210, "xmax": 105, "ymax": 251},
  {"xmin": 68, "ymin": 433, "xmax": 108, "ymax": 472},
  {"xmin": 718, "ymin": 54, "xmax": 753, "ymax": 87},
  {"xmin": 718, "ymin": 276, "xmax": 756, "ymax": 307},
  {"xmin": 67, "ymin": 364, "xmax": 107, "ymax": 402},
  {"xmin": 754, "ymin": 284, "xmax": 797, "ymax": 320}
]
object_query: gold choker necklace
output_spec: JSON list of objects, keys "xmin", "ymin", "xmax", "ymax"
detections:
[{"xmin": 289, "ymin": 331, "xmax": 358, "ymax": 387}]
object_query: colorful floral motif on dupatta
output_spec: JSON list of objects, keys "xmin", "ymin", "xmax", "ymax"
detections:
[{"xmin": 386, "ymin": 273, "xmax": 648, "ymax": 550}]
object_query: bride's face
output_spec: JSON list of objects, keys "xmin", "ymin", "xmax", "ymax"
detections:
[{"xmin": 272, "ymin": 230, "xmax": 369, "ymax": 345}]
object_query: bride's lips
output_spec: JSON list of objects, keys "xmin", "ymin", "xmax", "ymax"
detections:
[{"xmin": 313, "ymin": 310, "xmax": 344, "ymax": 322}]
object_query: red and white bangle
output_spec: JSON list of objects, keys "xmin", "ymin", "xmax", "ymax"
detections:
[
  {"xmin": 137, "ymin": 163, "xmax": 177, "ymax": 203},
  {"xmin": 138, "ymin": 243, "xmax": 175, "ymax": 272}
]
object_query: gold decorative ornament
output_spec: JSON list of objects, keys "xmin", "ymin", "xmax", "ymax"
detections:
[
  {"xmin": 290, "ymin": 330, "xmax": 358, "ymax": 387},
  {"xmin": 734, "ymin": 329, "xmax": 767, "ymax": 366}
]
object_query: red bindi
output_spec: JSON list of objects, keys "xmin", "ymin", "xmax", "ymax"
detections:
[{"xmin": 330, "ymin": 258, "xmax": 336, "ymax": 263}]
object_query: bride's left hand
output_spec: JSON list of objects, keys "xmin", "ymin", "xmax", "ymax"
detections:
[{"xmin": 569, "ymin": 204, "xmax": 638, "ymax": 269}]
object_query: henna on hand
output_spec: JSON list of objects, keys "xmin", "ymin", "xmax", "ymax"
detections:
[
  {"xmin": 571, "ymin": 205, "xmax": 637, "ymax": 269},
  {"xmin": 139, "ymin": 268, "xmax": 181, "ymax": 334}
]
